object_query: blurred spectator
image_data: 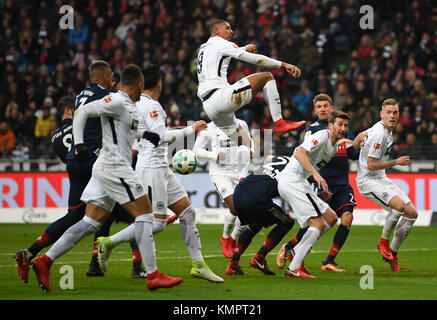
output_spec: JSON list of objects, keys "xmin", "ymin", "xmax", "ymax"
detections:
[
  {"xmin": 0, "ymin": 121, "xmax": 16, "ymax": 157},
  {"xmin": 34, "ymin": 107, "xmax": 55, "ymax": 140},
  {"xmin": 292, "ymin": 81, "xmax": 314, "ymax": 117},
  {"xmin": 11, "ymin": 139, "xmax": 30, "ymax": 162},
  {"xmin": 68, "ymin": 15, "xmax": 89, "ymax": 46},
  {"xmin": 115, "ymin": 14, "xmax": 137, "ymax": 42}
]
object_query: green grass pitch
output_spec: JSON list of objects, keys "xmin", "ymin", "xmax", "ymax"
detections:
[{"xmin": 1, "ymin": 223, "xmax": 436, "ymax": 300}]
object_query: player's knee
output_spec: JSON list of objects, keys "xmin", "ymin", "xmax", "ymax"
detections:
[
  {"xmin": 178, "ymin": 205, "xmax": 195, "ymax": 223},
  {"xmin": 323, "ymin": 209, "xmax": 337, "ymax": 226},
  {"xmin": 263, "ymin": 71, "xmax": 274, "ymax": 80},
  {"xmin": 341, "ymin": 211, "xmax": 353, "ymax": 227},
  {"xmin": 152, "ymin": 217, "xmax": 167, "ymax": 234},
  {"xmin": 404, "ymin": 203, "xmax": 418, "ymax": 219}
]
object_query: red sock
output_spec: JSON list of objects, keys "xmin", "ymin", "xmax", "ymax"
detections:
[
  {"xmin": 92, "ymin": 242, "xmax": 98, "ymax": 257},
  {"xmin": 291, "ymin": 234, "xmax": 300, "ymax": 246},
  {"xmin": 35, "ymin": 233, "xmax": 52, "ymax": 248},
  {"xmin": 132, "ymin": 249, "xmax": 142, "ymax": 263},
  {"xmin": 328, "ymin": 244, "xmax": 341, "ymax": 258}
]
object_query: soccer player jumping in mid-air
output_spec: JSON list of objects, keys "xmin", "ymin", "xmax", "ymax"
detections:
[{"xmin": 196, "ymin": 19, "xmax": 305, "ymax": 137}]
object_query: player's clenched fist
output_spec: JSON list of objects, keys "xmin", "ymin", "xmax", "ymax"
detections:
[{"xmin": 193, "ymin": 120, "xmax": 208, "ymax": 132}]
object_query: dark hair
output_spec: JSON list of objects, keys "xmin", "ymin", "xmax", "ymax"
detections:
[
  {"xmin": 142, "ymin": 64, "xmax": 161, "ymax": 90},
  {"xmin": 329, "ymin": 109, "xmax": 349, "ymax": 124},
  {"xmin": 57, "ymin": 96, "xmax": 74, "ymax": 119},
  {"xmin": 209, "ymin": 19, "xmax": 228, "ymax": 34},
  {"xmin": 89, "ymin": 60, "xmax": 111, "ymax": 78},
  {"xmin": 121, "ymin": 64, "xmax": 144, "ymax": 87}
]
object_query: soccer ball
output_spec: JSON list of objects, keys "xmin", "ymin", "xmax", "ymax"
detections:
[{"xmin": 172, "ymin": 149, "xmax": 198, "ymax": 175}]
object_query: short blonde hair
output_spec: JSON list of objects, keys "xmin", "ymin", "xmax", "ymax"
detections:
[
  {"xmin": 313, "ymin": 93, "xmax": 333, "ymax": 107},
  {"xmin": 382, "ymin": 98, "xmax": 398, "ymax": 108}
]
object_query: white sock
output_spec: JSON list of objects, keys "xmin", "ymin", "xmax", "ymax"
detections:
[
  {"xmin": 230, "ymin": 217, "xmax": 245, "ymax": 241},
  {"xmin": 179, "ymin": 206, "xmax": 203, "ymax": 262},
  {"xmin": 263, "ymin": 79, "xmax": 282, "ymax": 122},
  {"xmin": 238, "ymin": 145, "xmax": 251, "ymax": 179},
  {"xmin": 46, "ymin": 216, "xmax": 101, "ymax": 261},
  {"xmin": 134, "ymin": 214, "xmax": 157, "ymax": 274},
  {"xmin": 223, "ymin": 211, "xmax": 236, "ymax": 238},
  {"xmin": 152, "ymin": 217, "xmax": 167, "ymax": 234},
  {"xmin": 390, "ymin": 216, "xmax": 416, "ymax": 253},
  {"xmin": 110, "ymin": 223, "xmax": 136, "ymax": 246},
  {"xmin": 288, "ymin": 227, "xmax": 320, "ymax": 271},
  {"xmin": 382, "ymin": 209, "xmax": 402, "ymax": 239}
]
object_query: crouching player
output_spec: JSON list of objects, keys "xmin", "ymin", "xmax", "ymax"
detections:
[{"xmin": 226, "ymin": 155, "xmax": 295, "ymax": 276}]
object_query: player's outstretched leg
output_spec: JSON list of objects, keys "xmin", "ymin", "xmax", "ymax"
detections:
[
  {"xmin": 14, "ymin": 209, "xmax": 84, "ymax": 283},
  {"xmin": 176, "ymin": 205, "xmax": 223, "ymax": 283}
]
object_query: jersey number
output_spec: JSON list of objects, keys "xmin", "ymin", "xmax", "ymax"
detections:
[
  {"xmin": 262, "ymin": 156, "xmax": 289, "ymax": 178},
  {"xmin": 197, "ymin": 51, "xmax": 204, "ymax": 75},
  {"xmin": 63, "ymin": 133, "xmax": 72, "ymax": 152}
]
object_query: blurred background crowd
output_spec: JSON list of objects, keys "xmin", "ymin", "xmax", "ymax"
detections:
[{"xmin": 1, "ymin": 0, "xmax": 437, "ymax": 163}]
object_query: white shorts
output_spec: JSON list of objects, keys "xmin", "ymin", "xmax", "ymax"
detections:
[
  {"xmin": 136, "ymin": 166, "xmax": 187, "ymax": 214},
  {"xmin": 277, "ymin": 173, "xmax": 329, "ymax": 228},
  {"xmin": 202, "ymin": 78, "xmax": 252, "ymax": 128},
  {"xmin": 357, "ymin": 177, "xmax": 411, "ymax": 211},
  {"xmin": 81, "ymin": 167, "xmax": 147, "ymax": 212},
  {"xmin": 210, "ymin": 174, "xmax": 240, "ymax": 201}
]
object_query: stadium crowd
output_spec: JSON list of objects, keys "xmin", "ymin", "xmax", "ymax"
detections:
[{"xmin": 1, "ymin": 0, "xmax": 437, "ymax": 162}]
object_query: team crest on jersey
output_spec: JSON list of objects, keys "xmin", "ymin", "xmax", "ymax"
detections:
[
  {"xmin": 149, "ymin": 110, "xmax": 158, "ymax": 118},
  {"xmin": 373, "ymin": 143, "xmax": 381, "ymax": 149},
  {"xmin": 135, "ymin": 184, "xmax": 143, "ymax": 192},
  {"xmin": 156, "ymin": 201, "xmax": 165, "ymax": 210},
  {"xmin": 104, "ymin": 97, "xmax": 112, "ymax": 103}
]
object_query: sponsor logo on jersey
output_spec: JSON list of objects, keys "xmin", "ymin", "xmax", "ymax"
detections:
[
  {"xmin": 312, "ymin": 139, "xmax": 319, "ymax": 145},
  {"xmin": 104, "ymin": 97, "xmax": 112, "ymax": 103},
  {"xmin": 149, "ymin": 110, "xmax": 158, "ymax": 118},
  {"xmin": 373, "ymin": 142, "xmax": 381, "ymax": 149}
]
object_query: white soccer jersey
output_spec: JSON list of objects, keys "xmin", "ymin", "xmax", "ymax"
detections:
[
  {"xmin": 136, "ymin": 94, "xmax": 169, "ymax": 168},
  {"xmin": 356, "ymin": 121, "xmax": 393, "ymax": 186},
  {"xmin": 135, "ymin": 93, "xmax": 194, "ymax": 168},
  {"xmin": 196, "ymin": 36, "xmax": 245, "ymax": 99},
  {"xmin": 282, "ymin": 129, "xmax": 338, "ymax": 180},
  {"xmin": 193, "ymin": 119, "xmax": 251, "ymax": 178},
  {"xmin": 81, "ymin": 91, "xmax": 139, "ymax": 171}
]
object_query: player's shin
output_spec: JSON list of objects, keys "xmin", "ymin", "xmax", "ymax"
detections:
[
  {"xmin": 262, "ymin": 79, "xmax": 282, "ymax": 122},
  {"xmin": 134, "ymin": 214, "xmax": 157, "ymax": 274},
  {"xmin": 288, "ymin": 227, "xmax": 320, "ymax": 271},
  {"xmin": 257, "ymin": 221, "xmax": 294, "ymax": 259},
  {"xmin": 382, "ymin": 209, "xmax": 402, "ymax": 239},
  {"xmin": 390, "ymin": 216, "xmax": 416, "ymax": 253},
  {"xmin": 179, "ymin": 206, "xmax": 202, "ymax": 261},
  {"xmin": 110, "ymin": 223, "xmax": 136, "ymax": 246},
  {"xmin": 45, "ymin": 216, "xmax": 102, "ymax": 261}
]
